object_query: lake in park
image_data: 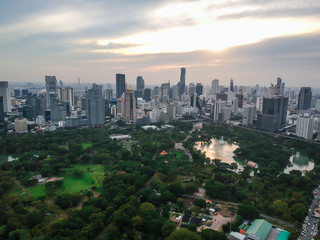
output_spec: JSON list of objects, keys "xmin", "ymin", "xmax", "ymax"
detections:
[{"xmin": 194, "ymin": 138, "xmax": 314, "ymax": 174}]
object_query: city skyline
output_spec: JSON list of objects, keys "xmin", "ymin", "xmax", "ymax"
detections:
[{"xmin": 0, "ymin": 0, "xmax": 319, "ymax": 87}]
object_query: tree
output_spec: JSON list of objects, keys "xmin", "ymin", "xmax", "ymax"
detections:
[
  {"xmin": 193, "ymin": 199, "xmax": 206, "ymax": 208},
  {"xmin": 9, "ymin": 229, "xmax": 31, "ymax": 240},
  {"xmin": 140, "ymin": 202, "xmax": 157, "ymax": 219},
  {"xmin": 201, "ymin": 229, "xmax": 227, "ymax": 240},
  {"xmin": 238, "ymin": 204, "xmax": 259, "ymax": 220},
  {"xmin": 166, "ymin": 228, "xmax": 201, "ymax": 240}
]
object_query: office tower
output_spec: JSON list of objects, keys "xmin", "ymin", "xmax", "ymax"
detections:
[
  {"xmin": 211, "ymin": 79, "xmax": 219, "ymax": 94},
  {"xmin": 236, "ymin": 93, "xmax": 243, "ymax": 108},
  {"xmin": 213, "ymin": 100, "xmax": 227, "ymax": 121},
  {"xmin": 178, "ymin": 67, "xmax": 186, "ymax": 97},
  {"xmin": 36, "ymin": 115, "xmax": 45, "ymax": 126},
  {"xmin": 136, "ymin": 76, "xmax": 145, "ymax": 91},
  {"xmin": 21, "ymin": 89, "xmax": 28, "ymax": 97},
  {"xmin": 14, "ymin": 89, "xmax": 21, "ymax": 97},
  {"xmin": 153, "ymin": 86, "xmax": 160, "ymax": 101},
  {"xmin": 230, "ymin": 79, "xmax": 234, "ymax": 92},
  {"xmin": 124, "ymin": 85, "xmax": 136, "ymax": 123},
  {"xmin": 0, "ymin": 81, "xmax": 11, "ymax": 112},
  {"xmin": 232, "ymin": 97, "xmax": 239, "ymax": 113},
  {"xmin": 243, "ymin": 105, "xmax": 256, "ymax": 126},
  {"xmin": 65, "ymin": 86, "xmax": 74, "ymax": 107},
  {"xmin": 191, "ymin": 93, "xmax": 199, "ymax": 108},
  {"xmin": 268, "ymin": 84, "xmax": 280, "ymax": 96},
  {"xmin": 196, "ymin": 83, "xmax": 203, "ymax": 96},
  {"xmin": 172, "ymin": 85, "xmax": 179, "ymax": 100},
  {"xmin": 105, "ymin": 89, "xmax": 113, "ymax": 101},
  {"xmin": 87, "ymin": 84, "xmax": 105, "ymax": 125},
  {"xmin": 296, "ymin": 116, "xmax": 315, "ymax": 140},
  {"xmin": 161, "ymin": 83, "xmax": 170, "ymax": 102},
  {"xmin": 297, "ymin": 87, "xmax": 312, "ymax": 110},
  {"xmin": 15, "ymin": 115, "xmax": 28, "ymax": 133},
  {"xmin": 45, "ymin": 76, "xmax": 57, "ymax": 110},
  {"xmin": 257, "ymin": 96, "xmax": 288, "ymax": 132},
  {"xmin": 221, "ymin": 107, "xmax": 231, "ymax": 122},
  {"xmin": 0, "ymin": 97, "xmax": 4, "ymax": 131},
  {"xmin": 50, "ymin": 98, "xmax": 67, "ymax": 122},
  {"xmin": 276, "ymin": 77, "xmax": 282, "ymax": 87},
  {"xmin": 167, "ymin": 104, "xmax": 176, "ymax": 121},
  {"xmin": 315, "ymin": 100, "xmax": 320, "ymax": 112},
  {"xmin": 280, "ymin": 83, "xmax": 285, "ymax": 95},
  {"xmin": 116, "ymin": 73, "xmax": 126, "ymax": 99},
  {"xmin": 143, "ymin": 88, "xmax": 151, "ymax": 101},
  {"xmin": 188, "ymin": 83, "xmax": 196, "ymax": 97}
]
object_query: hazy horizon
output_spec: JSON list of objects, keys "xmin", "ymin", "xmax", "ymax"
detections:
[{"xmin": 1, "ymin": 0, "xmax": 319, "ymax": 87}]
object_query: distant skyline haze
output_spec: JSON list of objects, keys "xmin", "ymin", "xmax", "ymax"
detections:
[{"xmin": 0, "ymin": 0, "xmax": 319, "ymax": 87}]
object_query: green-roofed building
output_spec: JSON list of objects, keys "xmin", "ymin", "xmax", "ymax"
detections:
[
  {"xmin": 276, "ymin": 231, "xmax": 290, "ymax": 240},
  {"xmin": 245, "ymin": 219, "xmax": 272, "ymax": 240}
]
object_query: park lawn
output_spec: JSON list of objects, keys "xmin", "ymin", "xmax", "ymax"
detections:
[
  {"xmin": 27, "ymin": 185, "xmax": 46, "ymax": 199},
  {"xmin": 81, "ymin": 142, "xmax": 93, "ymax": 150},
  {"xmin": 61, "ymin": 164, "xmax": 105, "ymax": 193}
]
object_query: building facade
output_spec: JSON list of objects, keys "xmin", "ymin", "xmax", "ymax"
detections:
[
  {"xmin": 116, "ymin": 73, "xmax": 126, "ymax": 99},
  {"xmin": 297, "ymin": 87, "xmax": 312, "ymax": 110},
  {"xmin": 87, "ymin": 84, "xmax": 105, "ymax": 125}
]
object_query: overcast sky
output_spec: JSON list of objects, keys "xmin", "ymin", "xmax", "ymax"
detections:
[{"xmin": 0, "ymin": 0, "xmax": 319, "ymax": 87}]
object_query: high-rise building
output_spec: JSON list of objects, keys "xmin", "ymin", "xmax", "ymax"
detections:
[
  {"xmin": 0, "ymin": 97, "xmax": 4, "ymax": 131},
  {"xmin": 167, "ymin": 104, "xmax": 176, "ymax": 121},
  {"xmin": 0, "ymin": 81, "xmax": 11, "ymax": 112},
  {"xmin": 124, "ymin": 85, "xmax": 136, "ymax": 123},
  {"xmin": 178, "ymin": 67, "xmax": 186, "ymax": 97},
  {"xmin": 257, "ymin": 96, "xmax": 288, "ymax": 132},
  {"xmin": 196, "ymin": 83, "xmax": 203, "ymax": 96},
  {"xmin": 213, "ymin": 100, "xmax": 227, "ymax": 121},
  {"xmin": 296, "ymin": 116, "xmax": 315, "ymax": 140},
  {"xmin": 105, "ymin": 89, "xmax": 113, "ymax": 101},
  {"xmin": 136, "ymin": 76, "xmax": 145, "ymax": 91},
  {"xmin": 236, "ymin": 93, "xmax": 243, "ymax": 108},
  {"xmin": 50, "ymin": 98, "xmax": 67, "ymax": 122},
  {"xmin": 315, "ymin": 99, "xmax": 320, "ymax": 112},
  {"xmin": 243, "ymin": 105, "xmax": 256, "ymax": 126},
  {"xmin": 211, "ymin": 79, "xmax": 219, "ymax": 94},
  {"xmin": 87, "ymin": 84, "xmax": 105, "ymax": 125},
  {"xmin": 230, "ymin": 79, "xmax": 234, "ymax": 92},
  {"xmin": 45, "ymin": 76, "xmax": 57, "ymax": 110},
  {"xmin": 143, "ymin": 88, "xmax": 151, "ymax": 101},
  {"xmin": 172, "ymin": 85, "xmax": 179, "ymax": 100},
  {"xmin": 232, "ymin": 97, "xmax": 239, "ymax": 113},
  {"xmin": 188, "ymin": 83, "xmax": 196, "ymax": 97},
  {"xmin": 116, "ymin": 73, "xmax": 126, "ymax": 99},
  {"xmin": 297, "ymin": 87, "xmax": 312, "ymax": 110}
]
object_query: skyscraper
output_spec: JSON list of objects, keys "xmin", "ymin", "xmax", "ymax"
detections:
[
  {"xmin": 196, "ymin": 83, "xmax": 203, "ymax": 96},
  {"xmin": 124, "ymin": 85, "xmax": 136, "ymax": 123},
  {"xmin": 87, "ymin": 84, "xmax": 105, "ymax": 125},
  {"xmin": 257, "ymin": 96, "xmax": 288, "ymax": 132},
  {"xmin": 0, "ymin": 81, "xmax": 11, "ymax": 112},
  {"xmin": 213, "ymin": 100, "xmax": 227, "ymax": 121},
  {"xmin": 116, "ymin": 73, "xmax": 126, "ymax": 99},
  {"xmin": 136, "ymin": 76, "xmax": 145, "ymax": 91},
  {"xmin": 297, "ymin": 87, "xmax": 312, "ymax": 110},
  {"xmin": 243, "ymin": 105, "xmax": 256, "ymax": 126},
  {"xmin": 296, "ymin": 116, "xmax": 315, "ymax": 140},
  {"xmin": 211, "ymin": 79, "xmax": 219, "ymax": 94},
  {"xmin": 45, "ymin": 76, "xmax": 57, "ymax": 110},
  {"xmin": 178, "ymin": 67, "xmax": 186, "ymax": 98},
  {"xmin": 230, "ymin": 79, "xmax": 234, "ymax": 92},
  {"xmin": 0, "ymin": 96, "xmax": 4, "ymax": 131},
  {"xmin": 143, "ymin": 88, "xmax": 151, "ymax": 101}
]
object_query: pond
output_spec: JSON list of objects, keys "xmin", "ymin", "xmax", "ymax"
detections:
[
  {"xmin": 284, "ymin": 152, "xmax": 314, "ymax": 175},
  {"xmin": 194, "ymin": 138, "xmax": 314, "ymax": 174},
  {"xmin": 194, "ymin": 137, "xmax": 238, "ymax": 165}
]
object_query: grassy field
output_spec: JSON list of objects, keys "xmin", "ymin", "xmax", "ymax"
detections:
[
  {"xmin": 61, "ymin": 164, "xmax": 105, "ymax": 193},
  {"xmin": 81, "ymin": 142, "xmax": 93, "ymax": 150},
  {"xmin": 27, "ymin": 185, "xmax": 46, "ymax": 199},
  {"xmin": 26, "ymin": 164, "xmax": 105, "ymax": 199}
]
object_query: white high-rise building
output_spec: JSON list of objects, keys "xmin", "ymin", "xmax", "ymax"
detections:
[
  {"xmin": 296, "ymin": 116, "xmax": 315, "ymax": 140},
  {"xmin": 243, "ymin": 105, "xmax": 256, "ymax": 126},
  {"xmin": 232, "ymin": 97, "xmax": 239, "ymax": 113},
  {"xmin": 213, "ymin": 100, "xmax": 226, "ymax": 121},
  {"xmin": 211, "ymin": 79, "xmax": 219, "ymax": 94},
  {"xmin": 36, "ymin": 115, "xmax": 45, "ymax": 126},
  {"xmin": 0, "ymin": 81, "xmax": 11, "ymax": 112}
]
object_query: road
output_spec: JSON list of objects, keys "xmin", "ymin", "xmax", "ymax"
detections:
[
  {"xmin": 174, "ymin": 124, "xmax": 196, "ymax": 162},
  {"xmin": 298, "ymin": 186, "xmax": 320, "ymax": 240},
  {"xmin": 182, "ymin": 194, "xmax": 294, "ymax": 228}
]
